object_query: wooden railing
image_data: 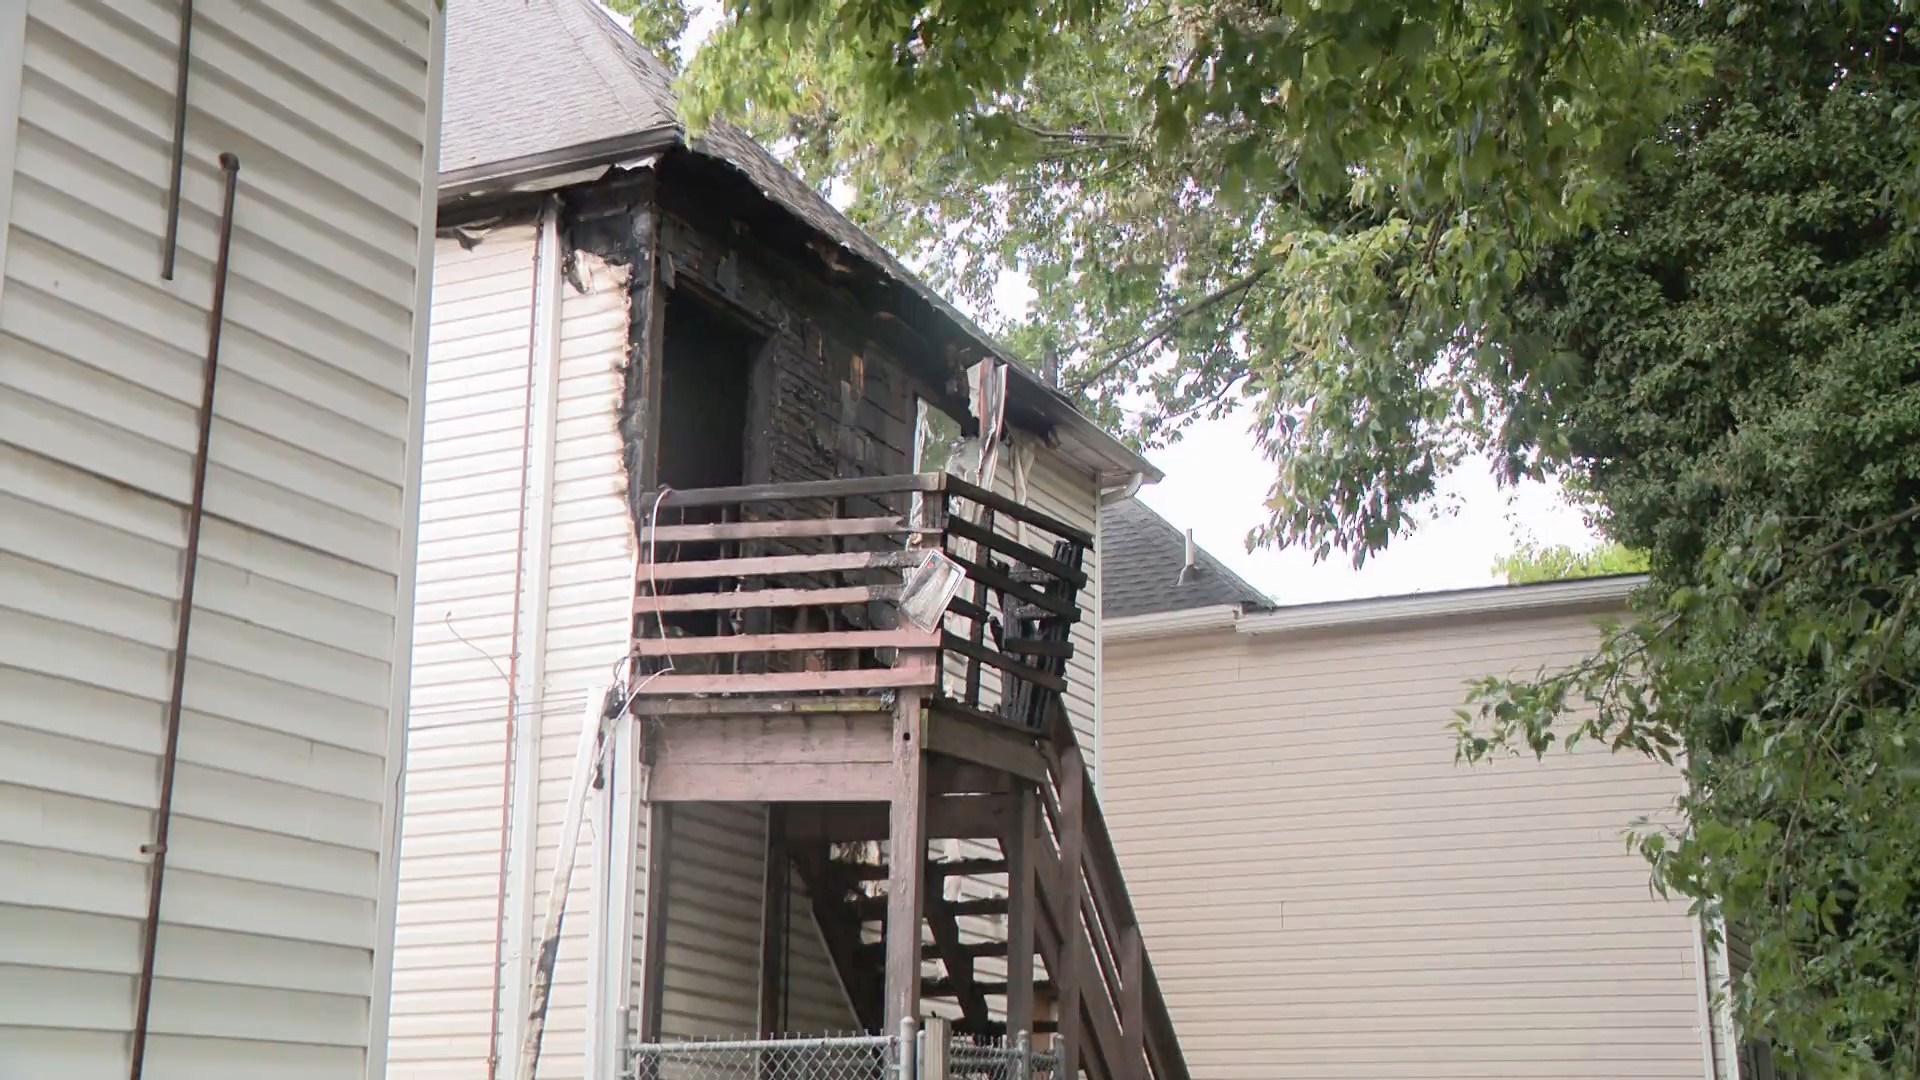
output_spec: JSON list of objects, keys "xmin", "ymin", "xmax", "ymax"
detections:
[
  {"xmin": 1033, "ymin": 698, "xmax": 1191, "ymax": 1080},
  {"xmin": 629, "ymin": 473, "xmax": 1090, "ymax": 728}
]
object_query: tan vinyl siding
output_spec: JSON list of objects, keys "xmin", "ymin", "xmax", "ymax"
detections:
[
  {"xmin": 1101, "ymin": 608, "xmax": 1707, "ymax": 1080},
  {"xmin": 0, "ymin": 2, "xmax": 439, "ymax": 1076}
]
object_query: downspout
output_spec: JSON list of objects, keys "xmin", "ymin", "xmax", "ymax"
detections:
[
  {"xmin": 130, "ymin": 152, "xmax": 241, "ymax": 1080},
  {"xmin": 485, "ymin": 205, "xmax": 551, "ymax": 1080}
]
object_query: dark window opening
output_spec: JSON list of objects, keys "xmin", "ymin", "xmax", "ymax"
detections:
[{"xmin": 645, "ymin": 290, "xmax": 765, "ymax": 656}]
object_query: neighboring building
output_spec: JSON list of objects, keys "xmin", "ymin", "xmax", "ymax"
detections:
[
  {"xmin": 0, "ymin": 4, "xmax": 445, "ymax": 1080},
  {"xmin": 1099, "ymin": 499, "xmax": 1737, "ymax": 1079},
  {"xmin": 389, "ymin": 4, "xmax": 1181, "ymax": 1079}
]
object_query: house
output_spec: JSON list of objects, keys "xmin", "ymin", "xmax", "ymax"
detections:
[
  {"xmin": 390, "ymin": 3, "xmax": 1183, "ymax": 1078},
  {"xmin": 0, "ymin": 4, "xmax": 445, "ymax": 1079},
  {"xmin": 1097, "ymin": 498, "xmax": 1752, "ymax": 1078}
]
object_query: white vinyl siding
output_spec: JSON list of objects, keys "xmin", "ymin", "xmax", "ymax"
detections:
[
  {"xmin": 398, "ymin": 223, "xmax": 855, "ymax": 1077},
  {"xmin": 1101, "ymin": 610, "xmax": 1706, "ymax": 1080},
  {"xmin": 0, "ymin": 1, "xmax": 438, "ymax": 1078},
  {"xmin": 389, "ymin": 223, "xmax": 540, "ymax": 1078}
]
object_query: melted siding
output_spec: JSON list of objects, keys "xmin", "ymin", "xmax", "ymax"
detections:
[
  {"xmin": 1101, "ymin": 611, "xmax": 1706, "ymax": 1080},
  {"xmin": 0, "ymin": 1, "xmax": 437, "ymax": 1077}
]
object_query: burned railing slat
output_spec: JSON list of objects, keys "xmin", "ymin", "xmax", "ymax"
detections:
[
  {"xmin": 636, "ymin": 584, "xmax": 901, "ymax": 613},
  {"xmin": 629, "ymin": 661, "xmax": 939, "ymax": 696},
  {"xmin": 633, "ymin": 628, "xmax": 937, "ymax": 656},
  {"xmin": 646, "ymin": 548, "xmax": 924, "ymax": 581},
  {"xmin": 945, "ymin": 515, "xmax": 1089, "ymax": 588},
  {"xmin": 641, "ymin": 515, "xmax": 918, "ymax": 543},
  {"xmin": 941, "ymin": 474, "xmax": 1094, "ymax": 547}
]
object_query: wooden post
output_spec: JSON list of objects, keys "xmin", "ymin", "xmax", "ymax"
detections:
[
  {"xmin": 758, "ymin": 805, "xmax": 789, "ymax": 1037},
  {"xmin": 1119, "ymin": 925, "xmax": 1145, "ymax": 1080},
  {"xmin": 1004, "ymin": 786, "xmax": 1037, "ymax": 1040},
  {"xmin": 634, "ymin": 801, "xmax": 672, "ymax": 1046},
  {"xmin": 885, "ymin": 692, "xmax": 929, "ymax": 1031},
  {"xmin": 1055, "ymin": 747, "xmax": 1086, "ymax": 1080},
  {"xmin": 921, "ymin": 1015, "xmax": 950, "ymax": 1080}
]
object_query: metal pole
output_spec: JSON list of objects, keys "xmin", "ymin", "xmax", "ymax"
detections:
[
  {"xmin": 159, "ymin": 0, "xmax": 196, "ymax": 280},
  {"xmin": 129, "ymin": 150, "xmax": 239, "ymax": 1080},
  {"xmin": 1015, "ymin": 1030, "xmax": 1032, "ymax": 1080},
  {"xmin": 898, "ymin": 1018, "xmax": 919, "ymax": 1080}
]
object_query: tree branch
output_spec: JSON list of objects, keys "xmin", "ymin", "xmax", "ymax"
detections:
[{"xmin": 1066, "ymin": 264, "xmax": 1275, "ymax": 393}]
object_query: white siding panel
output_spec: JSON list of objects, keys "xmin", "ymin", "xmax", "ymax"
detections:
[
  {"xmin": 389, "ymin": 225, "xmax": 538, "ymax": 1079},
  {"xmin": 0, "ymin": 3, "xmax": 436, "ymax": 1079},
  {"xmin": 1101, "ymin": 611, "xmax": 1706, "ymax": 1080}
]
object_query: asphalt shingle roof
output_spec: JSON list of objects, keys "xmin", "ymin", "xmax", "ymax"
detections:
[{"xmin": 1101, "ymin": 499, "xmax": 1272, "ymax": 619}]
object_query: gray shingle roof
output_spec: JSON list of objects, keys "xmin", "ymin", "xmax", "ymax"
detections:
[
  {"xmin": 1101, "ymin": 499, "xmax": 1272, "ymax": 619},
  {"xmin": 440, "ymin": 0, "xmax": 1157, "ymax": 485}
]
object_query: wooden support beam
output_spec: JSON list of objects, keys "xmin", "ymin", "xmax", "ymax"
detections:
[
  {"xmin": 923, "ymin": 868, "xmax": 992, "ymax": 1032},
  {"xmin": 634, "ymin": 801, "xmax": 672, "ymax": 1044},
  {"xmin": 1005, "ymin": 788, "xmax": 1037, "ymax": 1042},
  {"xmin": 630, "ymin": 695, "xmax": 891, "ymax": 717},
  {"xmin": 928, "ymin": 758, "xmax": 1020, "ymax": 796},
  {"xmin": 646, "ymin": 761, "xmax": 895, "ymax": 802},
  {"xmin": 925, "ymin": 710, "xmax": 1050, "ymax": 785},
  {"xmin": 1055, "ymin": 747, "xmax": 1087, "ymax": 1080},
  {"xmin": 884, "ymin": 692, "xmax": 928, "ymax": 1032},
  {"xmin": 1119, "ymin": 925, "xmax": 1145, "ymax": 1080},
  {"xmin": 758, "ymin": 807, "xmax": 788, "ymax": 1037},
  {"xmin": 784, "ymin": 795, "xmax": 1013, "ymax": 843},
  {"xmin": 649, "ymin": 715, "xmax": 894, "ymax": 767}
]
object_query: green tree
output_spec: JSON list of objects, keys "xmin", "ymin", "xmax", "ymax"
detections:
[
  {"xmin": 604, "ymin": 0, "xmax": 691, "ymax": 70},
  {"xmin": 671, "ymin": 0, "xmax": 1920, "ymax": 1070},
  {"xmin": 1494, "ymin": 540, "xmax": 1648, "ymax": 584}
]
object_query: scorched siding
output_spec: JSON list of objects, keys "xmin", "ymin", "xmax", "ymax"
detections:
[
  {"xmin": 1101, "ymin": 608, "xmax": 1707, "ymax": 1080},
  {"xmin": 0, "ymin": 1, "xmax": 440, "ymax": 1078}
]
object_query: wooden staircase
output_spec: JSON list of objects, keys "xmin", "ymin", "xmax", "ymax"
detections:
[{"xmin": 624, "ymin": 474, "xmax": 1189, "ymax": 1079}]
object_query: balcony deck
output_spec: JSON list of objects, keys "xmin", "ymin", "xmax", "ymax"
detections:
[{"xmin": 628, "ymin": 472, "xmax": 1090, "ymax": 737}]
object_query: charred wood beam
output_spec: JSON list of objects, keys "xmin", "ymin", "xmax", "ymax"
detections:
[
  {"xmin": 923, "ymin": 868, "xmax": 993, "ymax": 1031},
  {"xmin": 791, "ymin": 843, "xmax": 884, "ymax": 1032}
]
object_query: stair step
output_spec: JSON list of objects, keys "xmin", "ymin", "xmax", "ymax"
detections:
[
  {"xmin": 923, "ymin": 978, "xmax": 1055, "ymax": 998},
  {"xmin": 843, "ymin": 857, "xmax": 1007, "ymax": 882},
  {"xmin": 859, "ymin": 940, "xmax": 1010, "ymax": 963},
  {"xmin": 855, "ymin": 895, "xmax": 1006, "ymax": 921},
  {"xmin": 958, "ymin": 1020, "xmax": 1060, "ymax": 1038}
]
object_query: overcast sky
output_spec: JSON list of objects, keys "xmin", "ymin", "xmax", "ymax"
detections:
[{"xmin": 659, "ymin": 1, "xmax": 1599, "ymax": 604}]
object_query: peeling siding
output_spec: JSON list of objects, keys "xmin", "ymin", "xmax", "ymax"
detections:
[
  {"xmin": 0, "ymin": 1, "xmax": 439, "ymax": 1077},
  {"xmin": 1101, "ymin": 610, "xmax": 1706, "ymax": 1080}
]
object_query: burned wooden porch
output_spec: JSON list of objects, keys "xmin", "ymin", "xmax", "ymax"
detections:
[{"xmin": 622, "ymin": 473, "xmax": 1188, "ymax": 1080}]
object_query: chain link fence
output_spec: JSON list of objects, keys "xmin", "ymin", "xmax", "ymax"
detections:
[
  {"xmin": 945, "ymin": 1035, "xmax": 1059, "ymax": 1080},
  {"xmin": 626, "ymin": 1034, "xmax": 899, "ymax": 1080},
  {"xmin": 623, "ymin": 1028, "xmax": 1059, "ymax": 1080}
]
